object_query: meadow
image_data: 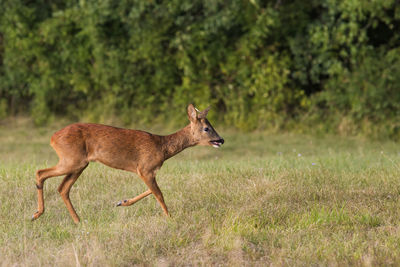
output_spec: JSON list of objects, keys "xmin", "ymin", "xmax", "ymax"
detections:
[{"xmin": 1, "ymin": 120, "xmax": 400, "ymax": 266}]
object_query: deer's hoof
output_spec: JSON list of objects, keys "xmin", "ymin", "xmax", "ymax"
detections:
[
  {"xmin": 116, "ymin": 200, "xmax": 128, "ymax": 207},
  {"xmin": 31, "ymin": 211, "xmax": 39, "ymax": 221}
]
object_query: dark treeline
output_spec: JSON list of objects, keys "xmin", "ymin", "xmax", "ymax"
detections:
[{"xmin": 0, "ymin": 0, "xmax": 399, "ymax": 139}]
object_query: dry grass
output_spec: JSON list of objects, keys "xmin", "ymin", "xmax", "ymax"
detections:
[{"xmin": 1, "ymin": 123, "xmax": 400, "ymax": 266}]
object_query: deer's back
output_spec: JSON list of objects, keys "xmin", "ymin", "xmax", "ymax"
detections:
[{"xmin": 50, "ymin": 123, "xmax": 164, "ymax": 172}]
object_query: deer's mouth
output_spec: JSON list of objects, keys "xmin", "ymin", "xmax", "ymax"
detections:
[{"xmin": 210, "ymin": 139, "xmax": 224, "ymax": 148}]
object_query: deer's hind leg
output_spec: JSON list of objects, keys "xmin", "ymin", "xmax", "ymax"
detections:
[
  {"xmin": 32, "ymin": 159, "xmax": 88, "ymax": 221},
  {"xmin": 32, "ymin": 165, "xmax": 70, "ymax": 221},
  {"xmin": 57, "ymin": 164, "xmax": 88, "ymax": 224}
]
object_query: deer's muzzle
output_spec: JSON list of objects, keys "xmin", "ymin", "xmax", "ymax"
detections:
[{"xmin": 210, "ymin": 139, "xmax": 224, "ymax": 148}]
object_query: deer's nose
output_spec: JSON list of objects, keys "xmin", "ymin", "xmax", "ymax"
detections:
[{"xmin": 220, "ymin": 138, "xmax": 224, "ymax": 144}]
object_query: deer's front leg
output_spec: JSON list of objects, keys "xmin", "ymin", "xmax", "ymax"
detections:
[
  {"xmin": 117, "ymin": 189, "xmax": 152, "ymax": 206},
  {"xmin": 137, "ymin": 166, "xmax": 169, "ymax": 216},
  {"xmin": 142, "ymin": 177, "xmax": 169, "ymax": 216}
]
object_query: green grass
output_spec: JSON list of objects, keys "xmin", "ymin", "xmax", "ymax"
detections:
[{"xmin": 1, "ymin": 123, "xmax": 400, "ymax": 266}]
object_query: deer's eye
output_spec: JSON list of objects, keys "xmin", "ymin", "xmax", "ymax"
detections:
[{"xmin": 204, "ymin": 127, "xmax": 209, "ymax": 132}]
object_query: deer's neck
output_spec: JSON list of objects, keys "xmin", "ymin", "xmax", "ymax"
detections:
[{"xmin": 161, "ymin": 125, "xmax": 197, "ymax": 160}]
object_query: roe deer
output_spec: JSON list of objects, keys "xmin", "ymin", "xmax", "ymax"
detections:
[{"xmin": 32, "ymin": 104, "xmax": 224, "ymax": 223}]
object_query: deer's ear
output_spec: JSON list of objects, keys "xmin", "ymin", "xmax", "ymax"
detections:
[
  {"xmin": 198, "ymin": 106, "xmax": 210, "ymax": 119},
  {"xmin": 187, "ymin": 104, "xmax": 198, "ymax": 122}
]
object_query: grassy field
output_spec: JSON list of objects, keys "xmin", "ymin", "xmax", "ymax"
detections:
[{"xmin": 1, "ymin": 121, "xmax": 400, "ymax": 266}]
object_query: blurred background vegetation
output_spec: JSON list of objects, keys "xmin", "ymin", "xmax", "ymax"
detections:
[{"xmin": 0, "ymin": 0, "xmax": 399, "ymax": 139}]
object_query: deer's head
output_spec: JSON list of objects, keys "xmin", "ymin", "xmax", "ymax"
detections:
[{"xmin": 187, "ymin": 104, "xmax": 224, "ymax": 148}]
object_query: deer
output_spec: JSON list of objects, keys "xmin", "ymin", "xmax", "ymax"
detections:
[{"xmin": 31, "ymin": 104, "xmax": 224, "ymax": 223}]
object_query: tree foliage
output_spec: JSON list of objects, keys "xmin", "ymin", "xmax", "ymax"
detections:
[{"xmin": 0, "ymin": 0, "xmax": 399, "ymax": 138}]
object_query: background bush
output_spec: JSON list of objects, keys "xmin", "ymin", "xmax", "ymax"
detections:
[{"xmin": 0, "ymin": 0, "xmax": 399, "ymax": 139}]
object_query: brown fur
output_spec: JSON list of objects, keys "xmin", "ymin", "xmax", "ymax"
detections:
[{"xmin": 32, "ymin": 104, "xmax": 224, "ymax": 223}]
